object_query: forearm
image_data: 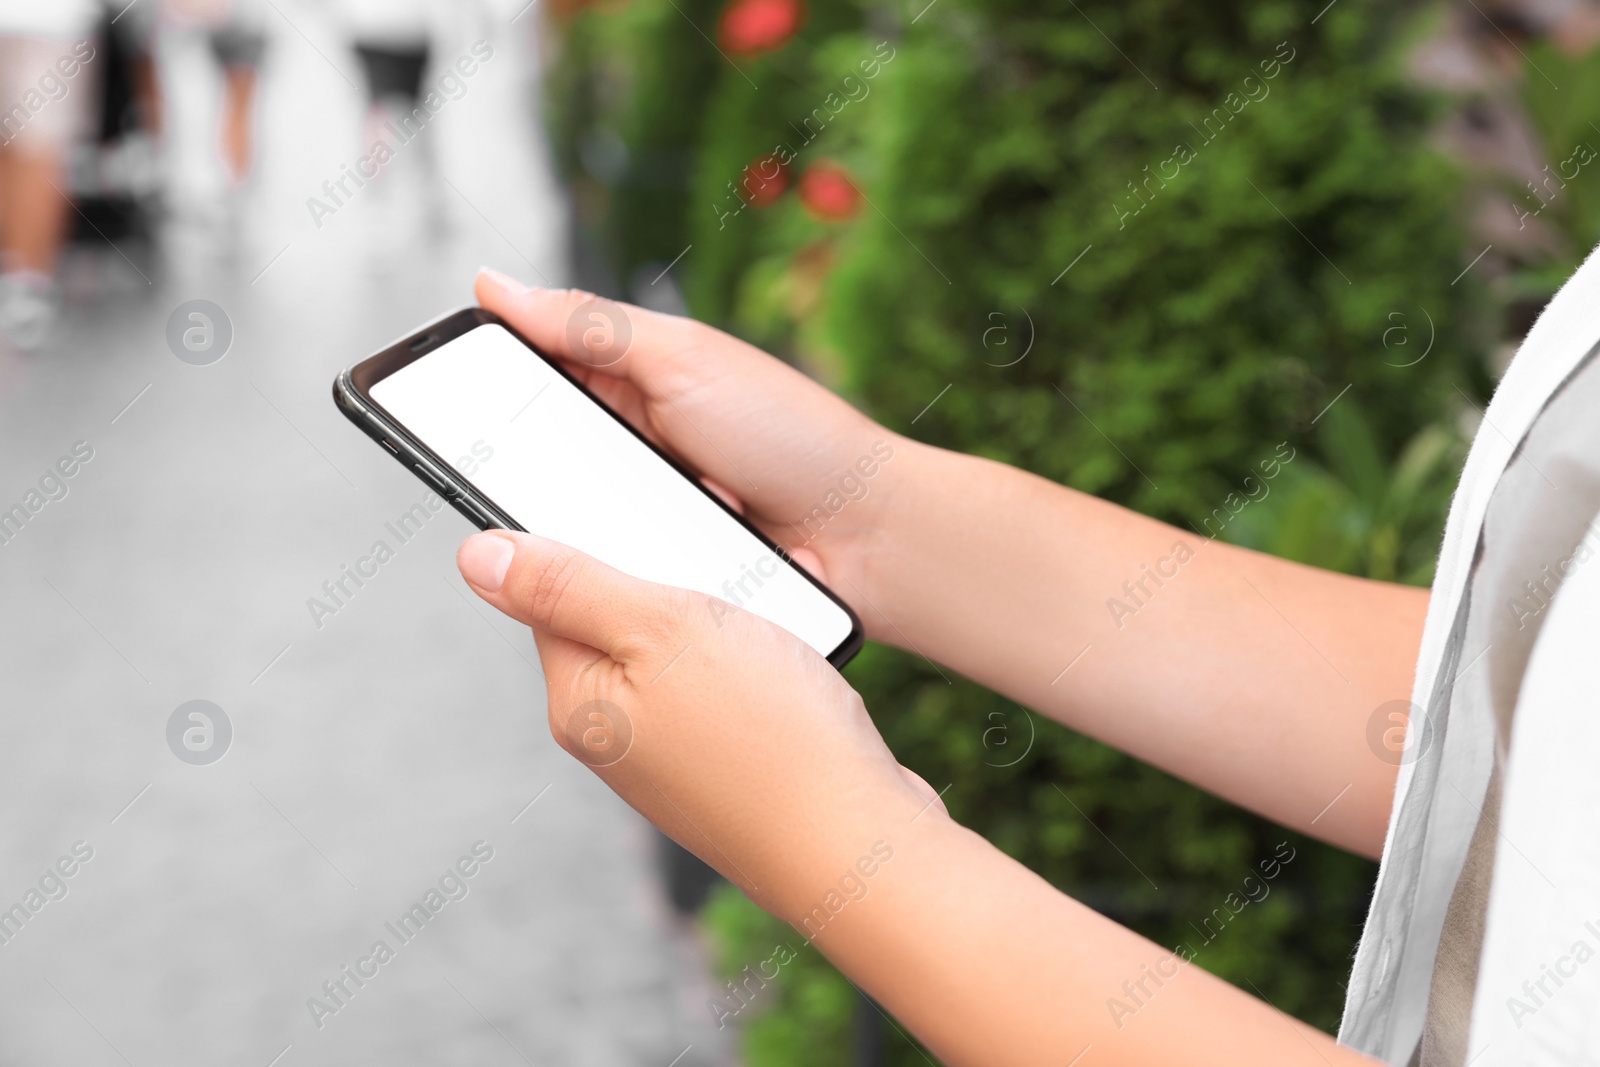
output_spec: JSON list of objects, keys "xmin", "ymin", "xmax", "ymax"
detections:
[
  {"xmin": 857, "ymin": 440, "xmax": 1427, "ymax": 858},
  {"xmin": 798, "ymin": 813, "xmax": 1381, "ymax": 1067}
]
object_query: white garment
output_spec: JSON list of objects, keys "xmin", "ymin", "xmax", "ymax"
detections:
[
  {"xmin": 0, "ymin": 0, "xmax": 98, "ymax": 37},
  {"xmin": 336, "ymin": 0, "xmax": 435, "ymax": 45},
  {"xmin": 1469, "ymin": 544, "xmax": 1600, "ymax": 1059},
  {"xmin": 1340, "ymin": 244, "xmax": 1600, "ymax": 1062},
  {"xmin": 161, "ymin": 0, "xmax": 267, "ymax": 32}
]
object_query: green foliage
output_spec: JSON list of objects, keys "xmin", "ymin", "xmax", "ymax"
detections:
[
  {"xmin": 543, "ymin": 0, "xmax": 727, "ymax": 276},
  {"xmin": 549, "ymin": 0, "xmax": 1495, "ymax": 1060},
  {"xmin": 1505, "ymin": 42, "xmax": 1600, "ymax": 298},
  {"xmin": 702, "ymin": 888, "xmax": 858, "ymax": 1066},
  {"xmin": 1226, "ymin": 413, "xmax": 1466, "ymax": 584}
]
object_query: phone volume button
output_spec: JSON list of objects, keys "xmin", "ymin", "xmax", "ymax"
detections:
[
  {"xmin": 449, "ymin": 495, "xmax": 492, "ymax": 529},
  {"xmin": 413, "ymin": 463, "xmax": 457, "ymax": 498}
]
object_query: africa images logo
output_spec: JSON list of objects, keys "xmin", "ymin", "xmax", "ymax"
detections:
[
  {"xmin": 166, "ymin": 700, "xmax": 232, "ymax": 766},
  {"xmin": 165, "ymin": 300, "xmax": 233, "ymax": 366}
]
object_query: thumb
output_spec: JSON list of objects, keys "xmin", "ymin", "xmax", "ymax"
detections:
[{"xmin": 457, "ymin": 530, "xmax": 680, "ymax": 662}]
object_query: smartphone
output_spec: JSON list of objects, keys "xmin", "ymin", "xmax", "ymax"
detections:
[{"xmin": 333, "ymin": 306, "xmax": 863, "ymax": 668}]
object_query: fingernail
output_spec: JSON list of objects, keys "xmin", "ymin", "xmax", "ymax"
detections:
[
  {"xmin": 477, "ymin": 267, "xmax": 527, "ymax": 295},
  {"xmin": 459, "ymin": 533, "xmax": 516, "ymax": 591}
]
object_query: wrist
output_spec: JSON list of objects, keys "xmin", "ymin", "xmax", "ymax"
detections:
[
  {"xmin": 774, "ymin": 799, "xmax": 991, "ymax": 1005},
  {"xmin": 764, "ymin": 773, "xmax": 942, "ymax": 929},
  {"xmin": 849, "ymin": 436, "xmax": 963, "ymax": 644}
]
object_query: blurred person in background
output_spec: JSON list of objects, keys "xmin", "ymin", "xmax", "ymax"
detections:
[
  {"xmin": 154, "ymin": 0, "xmax": 267, "ymax": 239},
  {"xmin": 0, "ymin": 0, "xmax": 99, "ymax": 348},
  {"xmin": 202, "ymin": 0, "xmax": 268, "ymax": 186},
  {"xmin": 338, "ymin": 0, "xmax": 440, "ymax": 253}
]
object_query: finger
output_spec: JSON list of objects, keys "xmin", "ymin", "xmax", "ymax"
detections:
[
  {"xmin": 700, "ymin": 475, "xmax": 744, "ymax": 515},
  {"xmin": 457, "ymin": 530, "xmax": 678, "ymax": 661},
  {"xmin": 476, "ymin": 270, "xmax": 678, "ymax": 381},
  {"xmin": 739, "ymin": 518, "xmax": 828, "ymax": 584},
  {"xmin": 474, "ymin": 273, "xmax": 698, "ymax": 469},
  {"xmin": 475, "ymin": 270, "xmax": 823, "ymax": 417},
  {"xmin": 698, "ymin": 494, "xmax": 828, "ymax": 584},
  {"xmin": 787, "ymin": 546, "xmax": 827, "ymax": 584}
]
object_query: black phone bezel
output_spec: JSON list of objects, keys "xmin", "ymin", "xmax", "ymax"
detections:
[{"xmin": 332, "ymin": 305, "xmax": 865, "ymax": 671}]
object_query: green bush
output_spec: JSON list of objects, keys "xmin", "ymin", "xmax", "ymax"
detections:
[
  {"xmin": 548, "ymin": 0, "xmax": 1494, "ymax": 1060},
  {"xmin": 1497, "ymin": 40, "xmax": 1600, "ymax": 299}
]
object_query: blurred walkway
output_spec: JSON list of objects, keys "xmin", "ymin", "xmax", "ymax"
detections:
[{"xmin": 0, "ymin": 5, "xmax": 730, "ymax": 1066}]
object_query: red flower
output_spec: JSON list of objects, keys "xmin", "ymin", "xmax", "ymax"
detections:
[
  {"xmin": 798, "ymin": 162, "xmax": 862, "ymax": 221},
  {"xmin": 740, "ymin": 153, "xmax": 789, "ymax": 207},
  {"xmin": 718, "ymin": 0, "xmax": 806, "ymax": 55}
]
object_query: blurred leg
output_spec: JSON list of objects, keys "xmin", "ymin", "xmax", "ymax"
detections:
[
  {"xmin": 219, "ymin": 63, "xmax": 257, "ymax": 182},
  {"xmin": 132, "ymin": 51, "xmax": 162, "ymax": 138},
  {"xmin": 0, "ymin": 35, "xmax": 84, "ymax": 275},
  {"xmin": 353, "ymin": 41, "xmax": 434, "ymax": 253},
  {"xmin": 0, "ymin": 148, "xmax": 73, "ymax": 275},
  {"xmin": 204, "ymin": 24, "xmax": 266, "ymax": 187},
  {"xmin": 0, "ymin": 35, "xmax": 95, "ymax": 346}
]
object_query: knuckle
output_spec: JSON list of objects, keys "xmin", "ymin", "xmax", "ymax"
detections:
[
  {"xmin": 560, "ymin": 287, "xmax": 597, "ymax": 315},
  {"xmin": 526, "ymin": 549, "xmax": 585, "ymax": 627}
]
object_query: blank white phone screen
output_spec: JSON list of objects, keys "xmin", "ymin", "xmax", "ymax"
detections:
[{"xmin": 369, "ymin": 323, "xmax": 855, "ymax": 658}]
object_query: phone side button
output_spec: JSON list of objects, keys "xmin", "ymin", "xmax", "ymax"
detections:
[
  {"xmin": 447, "ymin": 495, "xmax": 492, "ymax": 529},
  {"xmin": 412, "ymin": 463, "xmax": 457, "ymax": 498}
]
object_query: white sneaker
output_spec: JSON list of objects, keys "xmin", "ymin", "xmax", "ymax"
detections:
[{"xmin": 0, "ymin": 272, "xmax": 60, "ymax": 351}]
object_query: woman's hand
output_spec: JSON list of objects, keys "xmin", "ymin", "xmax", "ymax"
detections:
[
  {"xmin": 473, "ymin": 269, "xmax": 917, "ymax": 614},
  {"xmin": 456, "ymin": 528, "xmax": 944, "ymax": 922},
  {"xmin": 455, "ymin": 529, "xmax": 1379, "ymax": 1067},
  {"xmin": 460, "ymin": 274, "xmax": 1399, "ymax": 1066}
]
